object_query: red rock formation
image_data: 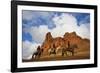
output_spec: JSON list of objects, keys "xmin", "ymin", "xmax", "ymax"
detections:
[
  {"xmin": 64, "ymin": 32, "xmax": 82, "ymax": 45},
  {"xmin": 41, "ymin": 32, "xmax": 53, "ymax": 54},
  {"xmin": 53, "ymin": 37, "xmax": 65, "ymax": 48},
  {"xmin": 40, "ymin": 31, "xmax": 90, "ymax": 55}
]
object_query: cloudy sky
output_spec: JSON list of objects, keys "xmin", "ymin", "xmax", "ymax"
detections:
[{"xmin": 22, "ymin": 10, "xmax": 90, "ymax": 60}]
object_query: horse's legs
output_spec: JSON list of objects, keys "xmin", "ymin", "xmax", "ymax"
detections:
[
  {"xmin": 32, "ymin": 54, "xmax": 36, "ymax": 59},
  {"xmin": 49, "ymin": 52, "xmax": 51, "ymax": 55},
  {"xmin": 32, "ymin": 54, "xmax": 37, "ymax": 60},
  {"xmin": 37, "ymin": 52, "xmax": 41, "ymax": 58},
  {"xmin": 32, "ymin": 55, "xmax": 34, "ymax": 59},
  {"xmin": 54, "ymin": 50, "xmax": 56, "ymax": 55},
  {"xmin": 62, "ymin": 50, "xmax": 64, "ymax": 56},
  {"xmin": 65, "ymin": 51, "xmax": 67, "ymax": 56},
  {"xmin": 72, "ymin": 49, "xmax": 74, "ymax": 56},
  {"xmin": 62, "ymin": 52, "xmax": 64, "ymax": 56},
  {"xmin": 54, "ymin": 52, "xmax": 56, "ymax": 55}
]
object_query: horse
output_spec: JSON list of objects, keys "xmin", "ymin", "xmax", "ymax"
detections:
[
  {"xmin": 62, "ymin": 46, "xmax": 67, "ymax": 56},
  {"xmin": 66, "ymin": 44, "xmax": 78, "ymax": 56},
  {"xmin": 56, "ymin": 46, "xmax": 62, "ymax": 54},
  {"xmin": 32, "ymin": 51, "xmax": 39, "ymax": 59},
  {"xmin": 48, "ymin": 44, "xmax": 56, "ymax": 56},
  {"xmin": 61, "ymin": 41, "xmax": 78, "ymax": 56},
  {"xmin": 32, "ymin": 46, "xmax": 43, "ymax": 59},
  {"xmin": 48, "ymin": 48, "xmax": 56, "ymax": 55}
]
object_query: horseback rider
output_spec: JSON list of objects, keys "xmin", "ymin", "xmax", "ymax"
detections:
[
  {"xmin": 62, "ymin": 44, "xmax": 67, "ymax": 56},
  {"xmin": 62, "ymin": 41, "xmax": 71, "ymax": 56},
  {"xmin": 49, "ymin": 44, "xmax": 56, "ymax": 55},
  {"xmin": 32, "ymin": 45, "xmax": 43, "ymax": 59}
]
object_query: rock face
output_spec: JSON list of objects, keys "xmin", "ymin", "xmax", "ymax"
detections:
[
  {"xmin": 53, "ymin": 37, "xmax": 65, "ymax": 48},
  {"xmin": 45, "ymin": 32, "xmax": 53, "ymax": 42},
  {"xmin": 41, "ymin": 32, "xmax": 53, "ymax": 53},
  {"xmin": 41, "ymin": 32, "xmax": 90, "ymax": 55},
  {"xmin": 64, "ymin": 32, "xmax": 82, "ymax": 46}
]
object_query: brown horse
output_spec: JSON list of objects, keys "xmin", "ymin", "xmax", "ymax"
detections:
[
  {"xmin": 62, "ymin": 41, "xmax": 78, "ymax": 56},
  {"xmin": 48, "ymin": 44, "xmax": 56, "ymax": 56},
  {"xmin": 66, "ymin": 44, "xmax": 78, "ymax": 56}
]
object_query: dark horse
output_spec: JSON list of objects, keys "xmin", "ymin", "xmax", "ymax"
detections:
[
  {"xmin": 62, "ymin": 46, "xmax": 67, "ymax": 56},
  {"xmin": 49, "ymin": 44, "xmax": 56, "ymax": 55},
  {"xmin": 32, "ymin": 46, "xmax": 43, "ymax": 59},
  {"xmin": 62, "ymin": 41, "xmax": 78, "ymax": 56}
]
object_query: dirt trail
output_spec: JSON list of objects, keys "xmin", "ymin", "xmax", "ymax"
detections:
[{"xmin": 22, "ymin": 50, "xmax": 90, "ymax": 62}]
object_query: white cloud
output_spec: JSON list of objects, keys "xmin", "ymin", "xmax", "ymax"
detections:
[
  {"xmin": 51, "ymin": 13, "xmax": 90, "ymax": 38},
  {"xmin": 53, "ymin": 13, "xmax": 77, "ymax": 27},
  {"xmin": 77, "ymin": 23, "xmax": 90, "ymax": 39},
  {"xmin": 24, "ymin": 13, "xmax": 90, "ymax": 44},
  {"xmin": 51, "ymin": 13, "xmax": 78, "ymax": 37},
  {"xmin": 22, "ymin": 40, "xmax": 40, "ymax": 60},
  {"xmin": 28, "ymin": 25, "xmax": 50, "ymax": 43}
]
